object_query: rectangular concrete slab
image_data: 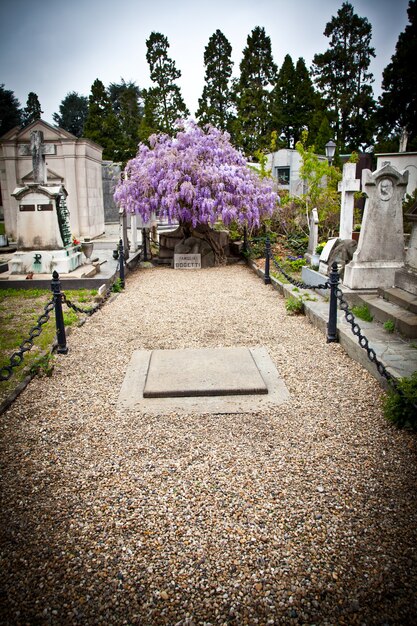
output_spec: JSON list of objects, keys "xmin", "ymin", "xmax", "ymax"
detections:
[
  {"xmin": 118, "ymin": 347, "xmax": 290, "ymax": 415},
  {"xmin": 143, "ymin": 347, "xmax": 268, "ymax": 398}
]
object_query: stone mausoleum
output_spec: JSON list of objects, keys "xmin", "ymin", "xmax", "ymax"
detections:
[{"xmin": 0, "ymin": 119, "xmax": 105, "ymax": 242}]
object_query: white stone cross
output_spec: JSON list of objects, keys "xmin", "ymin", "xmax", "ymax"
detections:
[{"xmin": 338, "ymin": 162, "xmax": 360, "ymax": 240}]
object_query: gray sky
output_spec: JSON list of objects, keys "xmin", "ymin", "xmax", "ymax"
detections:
[{"xmin": 0, "ymin": 0, "xmax": 410, "ymax": 125}]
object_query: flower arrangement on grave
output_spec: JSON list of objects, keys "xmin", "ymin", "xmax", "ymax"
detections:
[{"xmin": 114, "ymin": 120, "xmax": 278, "ymax": 263}]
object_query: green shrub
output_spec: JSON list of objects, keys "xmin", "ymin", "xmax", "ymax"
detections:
[
  {"xmin": 285, "ymin": 295, "xmax": 304, "ymax": 315},
  {"xmin": 351, "ymin": 304, "xmax": 373, "ymax": 322},
  {"xmin": 315, "ymin": 242, "xmax": 326, "ymax": 255},
  {"xmin": 111, "ymin": 278, "xmax": 124, "ymax": 293},
  {"xmin": 384, "ymin": 372, "xmax": 417, "ymax": 430},
  {"xmin": 383, "ymin": 319, "xmax": 395, "ymax": 333}
]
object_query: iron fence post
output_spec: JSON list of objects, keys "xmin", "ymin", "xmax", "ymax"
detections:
[
  {"xmin": 51, "ymin": 271, "xmax": 68, "ymax": 354},
  {"xmin": 327, "ymin": 261, "xmax": 339, "ymax": 343},
  {"xmin": 118, "ymin": 238, "xmax": 125, "ymax": 288},
  {"xmin": 264, "ymin": 237, "xmax": 271, "ymax": 285},
  {"xmin": 142, "ymin": 228, "xmax": 148, "ymax": 261}
]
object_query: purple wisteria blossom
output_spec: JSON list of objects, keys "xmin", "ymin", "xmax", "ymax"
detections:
[{"xmin": 114, "ymin": 120, "xmax": 278, "ymax": 229}]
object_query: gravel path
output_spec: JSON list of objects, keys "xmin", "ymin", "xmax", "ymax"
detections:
[{"xmin": 1, "ymin": 264, "xmax": 416, "ymax": 625}]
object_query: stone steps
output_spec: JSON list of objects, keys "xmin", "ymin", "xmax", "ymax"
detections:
[
  {"xmin": 354, "ymin": 292, "xmax": 417, "ymax": 338},
  {"xmin": 379, "ymin": 286, "xmax": 417, "ymax": 314}
]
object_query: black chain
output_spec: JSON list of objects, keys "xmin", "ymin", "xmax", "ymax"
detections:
[
  {"xmin": 334, "ymin": 287, "xmax": 398, "ymax": 389},
  {"xmin": 0, "ymin": 299, "xmax": 55, "ymax": 381},
  {"xmin": 269, "ymin": 255, "xmax": 329, "ymax": 291},
  {"xmin": 62, "ymin": 281, "xmax": 114, "ymax": 317}
]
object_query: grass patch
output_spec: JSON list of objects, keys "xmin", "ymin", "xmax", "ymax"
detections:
[
  {"xmin": 383, "ymin": 319, "xmax": 395, "ymax": 333},
  {"xmin": 351, "ymin": 303, "xmax": 374, "ymax": 322},
  {"xmin": 0, "ymin": 286, "xmax": 98, "ymax": 404}
]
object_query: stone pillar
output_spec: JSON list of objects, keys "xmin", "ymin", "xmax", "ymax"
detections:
[
  {"xmin": 343, "ymin": 163, "xmax": 408, "ymax": 289},
  {"xmin": 338, "ymin": 162, "xmax": 360, "ymax": 240},
  {"xmin": 305, "ymin": 208, "xmax": 319, "ymax": 262}
]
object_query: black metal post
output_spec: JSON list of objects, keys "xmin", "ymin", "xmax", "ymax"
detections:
[
  {"xmin": 243, "ymin": 226, "xmax": 248, "ymax": 255},
  {"xmin": 51, "ymin": 271, "xmax": 68, "ymax": 354},
  {"xmin": 327, "ymin": 261, "xmax": 339, "ymax": 343},
  {"xmin": 264, "ymin": 237, "xmax": 271, "ymax": 285},
  {"xmin": 118, "ymin": 238, "xmax": 125, "ymax": 288},
  {"xmin": 142, "ymin": 228, "xmax": 148, "ymax": 261}
]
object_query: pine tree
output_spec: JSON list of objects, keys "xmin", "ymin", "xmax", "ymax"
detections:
[
  {"xmin": 196, "ymin": 29, "xmax": 234, "ymax": 131},
  {"xmin": 312, "ymin": 1, "xmax": 376, "ymax": 152},
  {"xmin": 0, "ymin": 84, "xmax": 22, "ymax": 135},
  {"xmin": 377, "ymin": 0, "xmax": 417, "ymax": 151},
  {"xmin": 233, "ymin": 26, "xmax": 277, "ymax": 155},
  {"xmin": 83, "ymin": 79, "xmax": 122, "ymax": 161},
  {"xmin": 22, "ymin": 92, "xmax": 43, "ymax": 126},
  {"xmin": 53, "ymin": 92, "xmax": 88, "ymax": 137},
  {"xmin": 142, "ymin": 32, "xmax": 189, "ymax": 137}
]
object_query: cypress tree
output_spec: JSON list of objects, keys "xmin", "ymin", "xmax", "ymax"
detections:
[
  {"xmin": 233, "ymin": 26, "xmax": 277, "ymax": 155},
  {"xmin": 142, "ymin": 32, "xmax": 189, "ymax": 136},
  {"xmin": 196, "ymin": 29, "xmax": 234, "ymax": 131},
  {"xmin": 312, "ymin": 1, "xmax": 376, "ymax": 151},
  {"xmin": 271, "ymin": 54, "xmax": 297, "ymax": 148},
  {"xmin": 109, "ymin": 80, "xmax": 143, "ymax": 160}
]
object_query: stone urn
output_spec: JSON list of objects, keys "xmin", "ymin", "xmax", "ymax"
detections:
[{"xmin": 81, "ymin": 241, "xmax": 94, "ymax": 262}]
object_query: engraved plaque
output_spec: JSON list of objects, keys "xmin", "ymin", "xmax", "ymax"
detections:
[
  {"xmin": 19, "ymin": 204, "xmax": 35, "ymax": 211},
  {"xmin": 37, "ymin": 203, "xmax": 53, "ymax": 211}
]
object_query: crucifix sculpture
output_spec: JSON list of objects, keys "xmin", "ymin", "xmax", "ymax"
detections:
[{"xmin": 18, "ymin": 130, "xmax": 56, "ymax": 184}]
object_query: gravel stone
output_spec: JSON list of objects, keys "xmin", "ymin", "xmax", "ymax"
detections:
[{"xmin": 0, "ymin": 264, "xmax": 416, "ymax": 625}]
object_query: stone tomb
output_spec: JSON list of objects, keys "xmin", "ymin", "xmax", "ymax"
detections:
[
  {"xmin": 338, "ymin": 162, "xmax": 360, "ymax": 240},
  {"xmin": 118, "ymin": 347, "xmax": 290, "ymax": 414},
  {"xmin": 344, "ymin": 163, "xmax": 408, "ymax": 290}
]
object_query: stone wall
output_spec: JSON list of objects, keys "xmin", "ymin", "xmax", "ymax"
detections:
[{"xmin": 102, "ymin": 161, "xmax": 121, "ymax": 223}]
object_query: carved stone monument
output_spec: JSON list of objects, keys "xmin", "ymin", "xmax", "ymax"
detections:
[
  {"xmin": 343, "ymin": 163, "xmax": 408, "ymax": 290},
  {"xmin": 338, "ymin": 162, "xmax": 360, "ymax": 240},
  {"xmin": 8, "ymin": 129, "xmax": 82, "ymax": 274}
]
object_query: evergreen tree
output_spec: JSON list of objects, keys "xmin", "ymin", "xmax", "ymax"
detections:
[
  {"xmin": 233, "ymin": 26, "xmax": 277, "ymax": 155},
  {"xmin": 22, "ymin": 92, "xmax": 43, "ymax": 126},
  {"xmin": 271, "ymin": 54, "xmax": 297, "ymax": 148},
  {"xmin": 83, "ymin": 79, "xmax": 123, "ymax": 161},
  {"xmin": 109, "ymin": 80, "xmax": 143, "ymax": 160},
  {"xmin": 142, "ymin": 32, "xmax": 189, "ymax": 137},
  {"xmin": 196, "ymin": 29, "xmax": 234, "ymax": 131},
  {"xmin": 0, "ymin": 84, "xmax": 22, "ymax": 135},
  {"xmin": 377, "ymin": 0, "xmax": 417, "ymax": 151},
  {"xmin": 53, "ymin": 92, "xmax": 88, "ymax": 137},
  {"xmin": 312, "ymin": 2, "xmax": 376, "ymax": 152},
  {"xmin": 293, "ymin": 58, "xmax": 318, "ymax": 143}
]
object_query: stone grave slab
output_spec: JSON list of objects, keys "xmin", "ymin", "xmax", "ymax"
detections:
[
  {"xmin": 118, "ymin": 347, "xmax": 290, "ymax": 414},
  {"xmin": 144, "ymin": 347, "xmax": 267, "ymax": 398}
]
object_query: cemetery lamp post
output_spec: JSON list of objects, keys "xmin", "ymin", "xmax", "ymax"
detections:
[{"xmin": 325, "ymin": 140, "xmax": 337, "ymax": 166}]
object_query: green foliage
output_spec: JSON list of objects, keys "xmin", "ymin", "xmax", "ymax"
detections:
[
  {"xmin": 312, "ymin": 2, "xmax": 376, "ymax": 151},
  {"xmin": 384, "ymin": 371, "xmax": 417, "ymax": 430},
  {"xmin": 22, "ymin": 92, "xmax": 43, "ymax": 126},
  {"xmin": 111, "ymin": 278, "xmax": 124, "ymax": 293},
  {"xmin": 196, "ymin": 30, "xmax": 234, "ymax": 132},
  {"xmin": 108, "ymin": 80, "xmax": 143, "ymax": 162},
  {"xmin": 232, "ymin": 26, "xmax": 277, "ymax": 155},
  {"xmin": 383, "ymin": 319, "xmax": 395, "ymax": 333},
  {"xmin": 63, "ymin": 310, "xmax": 78, "ymax": 326},
  {"xmin": 140, "ymin": 32, "xmax": 189, "ymax": 139},
  {"xmin": 0, "ymin": 84, "xmax": 22, "ymax": 135},
  {"xmin": 377, "ymin": 1, "xmax": 417, "ymax": 149},
  {"xmin": 53, "ymin": 92, "xmax": 88, "ymax": 137},
  {"xmin": 316, "ymin": 242, "xmax": 326, "ymax": 254},
  {"xmin": 351, "ymin": 303, "xmax": 373, "ymax": 322},
  {"xmin": 295, "ymin": 133, "xmax": 341, "ymax": 239},
  {"xmin": 285, "ymin": 295, "xmax": 304, "ymax": 315},
  {"xmin": 83, "ymin": 79, "xmax": 123, "ymax": 160},
  {"xmin": 29, "ymin": 353, "xmax": 55, "ymax": 378}
]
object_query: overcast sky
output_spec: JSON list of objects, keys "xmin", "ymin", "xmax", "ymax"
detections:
[{"xmin": 0, "ymin": 0, "xmax": 410, "ymax": 125}]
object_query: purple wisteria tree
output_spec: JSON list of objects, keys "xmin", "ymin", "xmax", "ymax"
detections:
[{"xmin": 114, "ymin": 120, "xmax": 278, "ymax": 263}]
